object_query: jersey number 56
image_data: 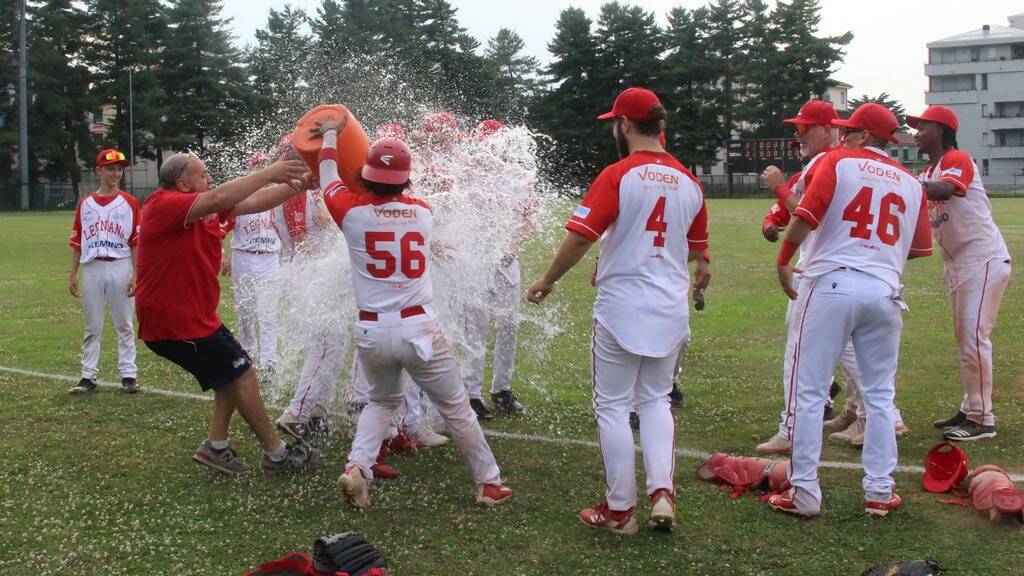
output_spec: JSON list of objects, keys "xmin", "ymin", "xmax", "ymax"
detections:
[{"xmin": 365, "ymin": 231, "xmax": 426, "ymax": 279}]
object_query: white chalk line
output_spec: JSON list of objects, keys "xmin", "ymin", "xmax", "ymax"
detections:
[{"xmin": 3, "ymin": 364, "xmax": 1021, "ymax": 482}]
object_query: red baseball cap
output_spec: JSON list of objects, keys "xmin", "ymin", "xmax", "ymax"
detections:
[
  {"xmin": 375, "ymin": 122, "xmax": 407, "ymax": 141},
  {"xmin": 783, "ymin": 100, "xmax": 838, "ymax": 127},
  {"xmin": 476, "ymin": 119, "xmax": 505, "ymax": 136},
  {"xmin": 96, "ymin": 148, "xmax": 129, "ymax": 168},
  {"xmin": 598, "ymin": 87, "xmax": 662, "ymax": 120},
  {"xmin": 422, "ymin": 111, "xmax": 458, "ymax": 134},
  {"xmin": 922, "ymin": 441, "xmax": 968, "ymax": 493},
  {"xmin": 907, "ymin": 105, "xmax": 959, "ymax": 133},
  {"xmin": 831, "ymin": 103, "xmax": 900, "ymax": 144},
  {"xmin": 361, "ymin": 137, "xmax": 412, "ymax": 185}
]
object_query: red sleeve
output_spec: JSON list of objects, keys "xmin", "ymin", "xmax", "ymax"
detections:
[
  {"xmin": 566, "ymin": 166, "xmax": 619, "ymax": 241},
  {"xmin": 124, "ymin": 192, "xmax": 141, "ymax": 246},
  {"xmin": 763, "ymin": 200, "xmax": 792, "ymax": 230},
  {"xmin": 909, "ymin": 188, "xmax": 933, "ymax": 257},
  {"xmin": 938, "ymin": 150, "xmax": 974, "ymax": 197},
  {"xmin": 282, "ymin": 193, "xmax": 308, "ymax": 238},
  {"xmin": 793, "ymin": 154, "xmax": 838, "ymax": 230},
  {"xmin": 686, "ymin": 197, "xmax": 709, "ymax": 250},
  {"xmin": 69, "ymin": 198, "xmax": 84, "ymax": 249},
  {"xmin": 147, "ymin": 191, "xmax": 202, "ymax": 235}
]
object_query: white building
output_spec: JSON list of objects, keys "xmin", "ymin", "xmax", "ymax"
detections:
[
  {"xmin": 822, "ymin": 79, "xmax": 852, "ymax": 113},
  {"xmin": 924, "ymin": 13, "xmax": 1024, "ymax": 189}
]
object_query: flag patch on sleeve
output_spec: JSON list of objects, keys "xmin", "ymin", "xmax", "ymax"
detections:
[
  {"xmin": 573, "ymin": 205, "xmax": 591, "ymax": 219},
  {"xmin": 941, "ymin": 167, "xmax": 963, "ymax": 178}
]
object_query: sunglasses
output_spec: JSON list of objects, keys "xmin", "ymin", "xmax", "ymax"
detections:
[
  {"xmin": 795, "ymin": 124, "xmax": 829, "ymax": 135},
  {"xmin": 102, "ymin": 151, "xmax": 126, "ymax": 162}
]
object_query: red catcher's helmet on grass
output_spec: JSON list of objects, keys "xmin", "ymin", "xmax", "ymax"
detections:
[
  {"xmin": 923, "ymin": 441, "xmax": 968, "ymax": 493},
  {"xmin": 375, "ymin": 122, "xmax": 407, "ymax": 141},
  {"xmin": 362, "ymin": 138, "xmax": 412, "ymax": 185}
]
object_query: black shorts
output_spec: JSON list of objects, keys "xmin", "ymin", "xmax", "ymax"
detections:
[{"xmin": 145, "ymin": 325, "xmax": 252, "ymax": 391}]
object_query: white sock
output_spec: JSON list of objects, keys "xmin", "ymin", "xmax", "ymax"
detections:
[
  {"xmin": 265, "ymin": 441, "xmax": 288, "ymax": 461},
  {"xmin": 208, "ymin": 439, "xmax": 229, "ymax": 451}
]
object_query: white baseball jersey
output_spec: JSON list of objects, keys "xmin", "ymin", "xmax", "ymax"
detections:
[
  {"xmin": 69, "ymin": 191, "xmax": 140, "ymax": 263},
  {"xmin": 230, "ymin": 210, "xmax": 281, "ymax": 253},
  {"xmin": 919, "ymin": 149, "xmax": 1010, "ymax": 291},
  {"xmin": 319, "ymin": 140, "xmax": 433, "ymax": 313},
  {"xmin": 794, "ymin": 146, "xmax": 932, "ymax": 291},
  {"xmin": 567, "ymin": 151, "xmax": 709, "ymax": 357}
]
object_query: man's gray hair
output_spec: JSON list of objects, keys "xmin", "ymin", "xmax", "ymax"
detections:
[{"xmin": 159, "ymin": 153, "xmax": 194, "ymax": 189}]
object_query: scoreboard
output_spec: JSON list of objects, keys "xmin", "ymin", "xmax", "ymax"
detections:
[{"xmin": 726, "ymin": 139, "xmax": 803, "ymax": 174}]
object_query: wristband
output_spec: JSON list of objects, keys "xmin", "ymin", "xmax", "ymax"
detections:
[
  {"xmin": 776, "ymin": 239, "xmax": 798, "ymax": 267},
  {"xmin": 774, "ymin": 184, "xmax": 793, "ymax": 204},
  {"xmin": 701, "ymin": 250, "xmax": 711, "ymax": 264}
]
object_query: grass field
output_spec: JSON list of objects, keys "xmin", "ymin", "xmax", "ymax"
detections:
[{"xmin": 1, "ymin": 200, "xmax": 1023, "ymax": 575}]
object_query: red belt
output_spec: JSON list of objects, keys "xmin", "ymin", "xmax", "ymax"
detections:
[
  {"xmin": 358, "ymin": 305, "xmax": 426, "ymax": 322},
  {"xmin": 95, "ymin": 257, "xmax": 117, "ymax": 262}
]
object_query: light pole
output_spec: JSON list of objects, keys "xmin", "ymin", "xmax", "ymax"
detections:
[
  {"xmin": 17, "ymin": 0, "xmax": 29, "ymax": 210},
  {"xmin": 128, "ymin": 67, "xmax": 134, "ymax": 194}
]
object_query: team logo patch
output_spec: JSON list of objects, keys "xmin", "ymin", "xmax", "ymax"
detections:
[
  {"xmin": 380, "ymin": 155, "xmax": 393, "ymax": 166},
  {"xmin": 573, "ymin": 205, "xmax": 591, "ymax": 219},
  {"xmin": 941, "ymin": 167, "xmax": 963, "ymax": 178}
]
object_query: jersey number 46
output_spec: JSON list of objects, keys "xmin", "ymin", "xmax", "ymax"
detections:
[{"xmin": 842, "ymin": 186, "xmax": 904, "ymax": 246}]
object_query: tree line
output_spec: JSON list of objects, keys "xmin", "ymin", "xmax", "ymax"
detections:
[{"xmin": 0, "ymin": 0, "xmax": 851, "ymax": 198}]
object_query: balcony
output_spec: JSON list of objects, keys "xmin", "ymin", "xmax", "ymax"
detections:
[
  {"xmin": 989, "ymin": 116, "xmax": 1024, "ymax": 130},
  {"xmin": 989, "ymin": 146, "xmax": 1024, "ymax": 159},
  {"xmin": 925, "ymin": 58, "xmax": 1024, "ymax": 76},
  {"xmin": 925, "ymin": 90, "xmax": 978, "ymax": 105}
]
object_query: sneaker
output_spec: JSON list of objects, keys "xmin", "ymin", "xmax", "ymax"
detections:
[
  {"xmin": 767, "ymin": 488, "xmax": 818, "ymax": 518},
  {"xmin": 865, "ymin": 493, "xmax": 902, "ymax": 517},
  {"xmin": 261, "ymin": 443, "xmax": 320, "ymax": 474},
  {"xmin": 192, "ymin": 440, "xmax": 250, "ymax": 475},
  {"xmin": 579, "ymin": 503, "xmax": 639, "ymax": 535},
  {"xmin": 345, "ymin": 401, "xmax": 367, "ymax": 425},
  {"xmin": 830, "ymin": 417, "xmax": 865, "ymax": 443},
  {"xmin": 386, "ymin": 432, "xmax": 421, "ymax": 455},
  {"xmin": 649, "ymin": 489, "xmax": 675, "ymax": 532},
  {"xmin": 371, "ymin": 441, "xmax": 398, "ymax": 479},
  {"xmin": 416, "ymin": 428, "xmax": 449, "ymax": 448},
  {"xmin": 850, "ymin": 422, "xmax": 909, "ymax": 448},
  {"xmin": 823, "ymin": 408, "xmax": 857, "ymax": 432},
  {"xmin": 338, "ymin": 465, "xmax": 370, "ymax": 510},
  {"xmin": 824, "ymin": 379, "xmax": 841, "ymax": 420},
  {"xmin": 275, "ymin": 413, "xmax": 310, "ymax": 443},
  {"xmin": 69, "ymin": 378, "xmax": 97, "ymax": 395},
  {"xmin": 944, "ymin": 420, "xmax": 997, "ymax": 442},
  {"xmin": 477, "ymin": 483, "xmax": 512, "ymax": 506},
  {"xmin": 491, "ymin": 390, "xmax": 526, "ymax": 415},
  {"xmin": 629, "ymin": 412, "xmax": 640, "ymax": 430},
  {"xmin": 470, "ymin": 398, "xmax": 494, "ymax": 421},
  {"xmin": 308, "ymin": 416, "xmax": 330, "ymax": 448},
  {"xmin": 121, "ymin": 377, "xmax": 139, "ymax": 394},
  {"xmin": 756, "ymin": 434, "xmax": 792, "ymax": 455},
  {"xmin": 668, "ymin": 384, "xmax": 684, "ymax": 408},
  {"xmin": 934, "ymin": 410, "xmax": 967, "ymax": 430}
]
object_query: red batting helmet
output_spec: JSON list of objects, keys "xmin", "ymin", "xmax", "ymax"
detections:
[
  {"xmin": 361, "ymin": 137, "xmax": 412, "ymax": 185},
  {"xmin": 923, "ymin": 441, "xmax": 969, "ymax": 493}
]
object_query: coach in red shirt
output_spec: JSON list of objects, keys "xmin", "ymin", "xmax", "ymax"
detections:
[{"xmin": 136, "ymin": 151, "xmax": 318, "ymax": 476}]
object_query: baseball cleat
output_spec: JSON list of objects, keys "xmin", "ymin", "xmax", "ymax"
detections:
[
  {"xmin": 192, "ymin": 440, "xmax": 250, "ymax": 475},
  {"xmin": 579, "ymin": 503, "xmax": 639, "ymax": 535},
  {"xmin": 416, "ymin": 428, "xmax": 449, "ymax": 448},
  {"xmin": 262, "ymin": 443, "xmax": 320, "ymax": 474},
  {"xmin": 371, "ymin": 441, "xmax": 398, "ymax": 479},
  {"xmin": 830, "ymin": 417, "xmax": 865, "ymax": 443},
  {"xmin": 338, "ymin": 465, "xmax": 371, "ymax": 510},
  {"xmin": 865, "ymin": 493, "xmax": 902, "ymax": 517},
  {"xmin": 386, "ymin": 432, "xmax": 421, "ymax": 455},
  {"xmin": 491, "ymin": 390, "xmax": 526, "ymax": 415},
  {"xmin": 308, "ymin": 416, "xmax": 330, "ymax": 448},
  {"xmin": 850, "ymin": 422, "xmax": 909, "ymax": 448},
  {"xmin": 944, "ymin": 420, "xmax": 996, "ymax": 442},
  {"xmin": 668, "ymin": 384, "xmax": 684, "ymax": 408},
  {"xmin": 120, "ymin": 377, "xmax": 139, "ymax": 394},
  {"xmin": 649, "ymin": 489, "xmax": 675, "ymax": 532},
  {"xmin": 477, "ymin": 483, "xmax": 512, "ymax": 506},
  {"xmin": 469, "ymin": 398, "xmax": 494, "ymax": 421},
  {"xmin": 275, "ymin": 413, "xmax": 310, "ymax": 443},
  {"xmin": 756, "ymin": 434, "xmax": 792, "ymax": 455},
  {"xmin": 69, "ymin": 378, "xmax": 97, "ymax": 395},
  {"xmin": 824, "ymin": 408, "xmax": 857, "ymax": 431},
  {"xmin": 345, "ymin": 401, "xmax": 367, "ymax": 425},
  {"xmin": 767, "ymin": 489, "xmax": 818, "ymax": 518},
  {"xmin": 933, "ymin": 410, "xmax": 968, "ymax": 430}
]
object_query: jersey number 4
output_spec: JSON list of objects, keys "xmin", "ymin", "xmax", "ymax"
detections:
[
  {"xmin": 842, "ymin": 186, "xmax": 904, "ymax": 246},
  {"xmin": 365, "ymin": 231, "xmax": 426, "ymax": 279},
  {"xmin": 645, "ymin": 196, "xmax": 668, "ymax": 247}
]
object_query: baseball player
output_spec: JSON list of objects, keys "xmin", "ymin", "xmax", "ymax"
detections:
[
  {"xmin": 225, "ymin": 152, "xmax": 281, "ymax": 374},
  {"xmin": 756, "ymin": 101, "xmax": 908, "ymax": 453},
  {"xmin": 313, "ymin": 116, "xmax": 511, "ymax": 510},
  {"xmin": 768, "ymin": 103, "xmax": 932, "ymax": 518},
  {"xmin": 528, "ymin": 87, "xmax": 709, "ymax": 534},
  {"xmin": 68, "ymin": 149, "xmax": 140, "ymax": 395},
  {"xmin": 909, "ymin": 105, "xmax": 1012, "ymax": 442}
]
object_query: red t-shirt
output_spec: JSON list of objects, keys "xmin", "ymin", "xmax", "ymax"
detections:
[{"xmin": 135, "ymin": 188, "xmax": 233, "ymax": 341}]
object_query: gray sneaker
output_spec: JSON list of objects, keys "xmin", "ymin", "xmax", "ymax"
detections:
[
  {"xmin": 262, "ymin": 443, "xmax": 320, "ymax": 474},
  {"xmin": 192, "ymin": 440, "xmax": 250, "ymax": 475}
]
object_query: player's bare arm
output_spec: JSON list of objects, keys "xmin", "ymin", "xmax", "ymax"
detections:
[
  {"xmin": 922, "ymin": 180, "xmax": 957, "ymax": 202},
  {"xmin": 69, "ymin": 249, "xmax": 81, "ymax": 297},
  {"xmin": 233, "ymin": 181, "xmax": 309, "ymax": 217},
  {"xmin": 186, "ymin": 159, "xmax": 310, "ymax": 224},
  {"xmin": 527, "ymin": 230, "xmax": 594, "ymax": 303},
  {"xmin": 776, "ymin": 216, "xmax": 811, "ymax": 300}
]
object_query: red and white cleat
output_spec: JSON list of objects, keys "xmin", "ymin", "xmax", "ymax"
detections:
[
  {"xmin": 649, "ymin": 489, "xmax": 675, "ymax": 532},
  {"xmin": 579, "ymin": 503, "xmax": 639, "ymax": 535},
  {"xmin": 767, "ymin": 488, "xmax": 818, "ymax": 518},
  {"xmin": 386, "ymin": 433, "xmax": 421, "ymax": 455},
  {"xmin": 865, "ymin": 493, "xmax": 902, "ymax": 517},
  {"xmin": 476, "ymin": 483, "xmax": 512, "ymax": 506}
]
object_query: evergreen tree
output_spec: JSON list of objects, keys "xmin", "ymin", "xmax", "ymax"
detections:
[
  {"xmin": 484, "ymin": 28, "xmax": 539, "ymax": 121},
  {"xmin": 703, "ymin": 0, "xmax": 746, "ymax": 147},
  {"xmin": 593, "ymin": 2, "xmax": 663, "ymax": 96},
  {"xmin": 0, "ymin": 0, "xmax": 19, "ymax": 182},
  {"xmin": 849, "ymin": 92, "xmax": 907, "ymax": 130},
  {"xmin": 733, "ymin": 0, "xmax": 777, "ymax": 137},
  {"xmin": 248, "ymin": 5, "xmax": 311, "ymax": 119}
]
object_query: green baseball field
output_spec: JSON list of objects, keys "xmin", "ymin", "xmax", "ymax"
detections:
[{"xmin": 1, "ymin": 199, "xmax": 1022, "ymax": 575}]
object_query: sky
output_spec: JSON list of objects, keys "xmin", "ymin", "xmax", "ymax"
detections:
[{"xmin": 220, "ymin": 0, "xmax": 1024, "ymax": 116}]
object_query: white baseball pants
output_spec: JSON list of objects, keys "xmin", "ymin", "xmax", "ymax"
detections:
[
  {"xmin": 347, "ymin": 311, "xmax": 500, "ymax": 484},
  {"xmin": 285, "ymin": 327, "xmax": 346, "ymax": 421},
  {"xmin": 80, "ymin": 258, "xmax": 137, "ymax": 379},
  {"xmin": 950, "ymin": 258, "xmax": 1011, "ymax": 426},
  {"xmin": 592, "ymin": 319, "xmax": 679, "ymax": 511},
  {"xmin": 463, "ymin": 270, "xmax": 520, "ymax": 398},
  {"xmin": 350, "ymin": 352, "xmax": 430, "ymax": 437},
  {"xmin": 231, "ymin": 250, "xmax": 280, "ymax": 369},
  {"xmin": 787, "ymin": 269, "xmax": 903, "ymax": 511}
]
